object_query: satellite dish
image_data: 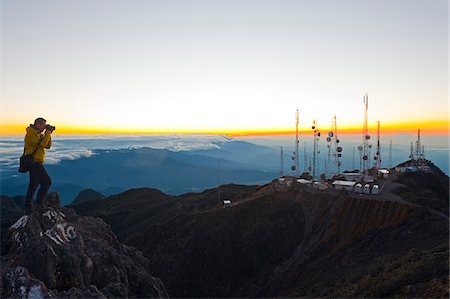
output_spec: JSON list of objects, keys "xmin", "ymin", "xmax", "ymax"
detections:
[
  {"xmin": 338, "ymin": 153, "xmax": 342, "ymax": 157},
  {"xmin": 328, "ymin": 132, "xmax": 333, "ymax": 137},
  {"xmin": 337, "ymin": 147, "xmax": 343, "ymax": 152},
  {"xmin": 358, "ymin": 146, "xmax": 363, "ymax": 151},
  {"xmin": 336, "ymin": 139, "xmax": 340, "ymax": 143},
  {"xmin": 326, "ymin": 137, "xmax": 331, "ymax": 142},
  {"xmin": 374, "ymin": 156, "xmax": 378, "ymax": 160},
  {"xmin": 363, "ymin": 155, "xmax": 368, "ymax": 160},
  {"xmin": 291, "ymin": 165, "xmax": 296, "ymax": 171},
  {"xmin": 365, "ymin": 135, "xmax": 371, "ymax": 140},
  {"xmin": 312, "ymin": 125, "xmax": 315, "ymax": 130},
  {"xmin": 317, "ymin": 132, "xmax": 321, "ymax": 137}
]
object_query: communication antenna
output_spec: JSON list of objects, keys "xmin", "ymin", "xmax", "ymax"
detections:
[
  {"xmin": 415, "ymin": 129, "xmax": 422, "ymax": 162},
  {"xmin": 374, "ymin": 120, "xmax": 381, "ymax": 170},
  {"xmin": 294, "ymin": 109, "xmax": 300, "ymax": 176},
  {"xmin": 352, "ymin": 146, "xmax": 356, "ymax": 170},
  {"xmin": 280, "ymin": 146, "xmax": 284, "ymax": 177},
  {"xmin": 388, "ymin": 139, "xmax": 392, "ymax": 169},
  {"xmin": 409, "ymin": 142, "xmax": 414, "ymax": 160},
  {"xmin": 217, "ymin": 158, "xmax": 222, "ymax": 201},
  {"xmin": 326, "ymin": 115, "xmax": 342, "ymax": 178},
  {"xmin": 422, "ymin": 145, "xmax": 425, "ymax": 160},
  {"xmin": 312, "ymin": 120, "xmax": 321, "ymax": 180},
  {"xmin": 303, "ymin": 141, "xmax": 308, "ymax": 173},
  {"xmin": 361, "ymin": 94, "xmax": 371, "ymax": 176}
]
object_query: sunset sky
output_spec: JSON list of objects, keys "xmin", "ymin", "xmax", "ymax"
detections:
[{"xmin": 1, "ymin": 0, "xmax": 448, "ymax": 135}]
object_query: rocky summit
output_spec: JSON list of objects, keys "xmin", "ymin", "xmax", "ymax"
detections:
[{"xmin": 1, "ymin": 192, "xmax": 167, "ymax": 298}]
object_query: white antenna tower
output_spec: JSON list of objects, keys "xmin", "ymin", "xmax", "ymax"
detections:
[
  {"xmin": 312, "ymin": 120, "xmax": 321, "ymax": 180},
  {"xmin": 415, "ymin": 129, "xmax": 422, "ymax": 162},
  {"xmin": 389, "ymin": 139, "xmax": 392, "ymax": 169},
  {"xmin": 294, "ymin": 109, "xmax": 300, "ymax": 176},
  {"xmin": 326, "ymin": 115, "xmax": 342, "ymax": 178},
  {"xmin": 352, "ymin": 146, "xmax": 356, "ymax": 170},
  {"xmin": 280, "ymin": 146, "xmax": 284, "ymax": 177},
  {"xmin": 409, "ymin": 142, "xmax": 414, "ymax": 160},
  {"xmin": 303, "ymin": 141, "xmax": 307, "ymax": 173},
  {"xmin": 361, "ymin": 94, "xmax": 371, "ymax": 176},
  {"xmin": 374, "ymin": 120, "xmax": 381, "ymax": 170}
]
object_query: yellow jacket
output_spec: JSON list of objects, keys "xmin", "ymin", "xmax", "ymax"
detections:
[{"xmin": 24, "ymin": 126, "xmax": 52, "ymax": 163}]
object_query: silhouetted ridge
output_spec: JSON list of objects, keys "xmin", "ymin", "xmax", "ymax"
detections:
[{"xmin": 71, "ymin": 188, "xmax": 104, "ymax": 205}]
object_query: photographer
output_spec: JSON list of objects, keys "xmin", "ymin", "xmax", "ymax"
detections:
[{"xmin": 23, "ymin": 117, "xmax": 55, "ymax": 214}]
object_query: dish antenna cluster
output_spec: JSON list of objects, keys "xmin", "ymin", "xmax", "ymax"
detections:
[
  {"xmin": 326, "ymin": 115, "xmax": 342, "ymax": 178},
  {"xmin": 311, "ymin": 120, "xmax": 321, "ymax": 180},
  {"xmin": 291, "ymin": 109, "xmax": 300, "ymax": 176},
  {"xmin": 358, "ymin": 93, "xmax": 371, "ymax": 175}
]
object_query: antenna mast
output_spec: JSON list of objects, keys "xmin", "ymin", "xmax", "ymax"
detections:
[
  {"xmin": 362, "ymin": 94, "xmax": 371, "ymax": 176},
  {"xmin": 388, "ymin": 139, "xmax": 392, "ymax": 169},
  {"xmin": 295, "ymin": 109, "xmax": 300, "ymax": 176},
  {"xmin": 374, "ymin": 120, "xmax": 381, "ymax": 170},
  {"xmin": 280, "ymin": 147, "xmax": 284, "ymax": 177},
  {"xmin": 312, "ymin": 120, "xmax": 321, "ymax": 180}
]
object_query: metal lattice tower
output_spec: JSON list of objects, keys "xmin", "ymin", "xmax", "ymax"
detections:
[
  {"xmin": 415, "ymin": 129, "xmax": 423, "ymax": 163},
  {"xmin": 326, "ymin": 115, "xmax": 342, "ymax": 178},
  {"xmin": 374, "ymin": 120, "xmax": 381, "ymax": 170},
  {"xmin": 388, "ymin": 139, "xmax": 392, "ymax": 169},
  {"xmin": 312, "ymin": 120, "xmax": 320, "ymax": 180},
  {"xmin": 295, "ymin": 109, "xmax": 300, "ymax": 176},
  {"xmin": 361, "ymin": 94, "xmax": 371, "ymax": 175},
  {"xmin": 280, "ymin": 146, "xmax": 284, "ymax": 177}
]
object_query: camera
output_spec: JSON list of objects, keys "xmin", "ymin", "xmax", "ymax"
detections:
[{"xmin": 46, "ymin": 125, "xmax": 56, "ymax": 131}]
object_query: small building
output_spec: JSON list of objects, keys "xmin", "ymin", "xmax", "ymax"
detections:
[
  {"xmin": 343, "ymin": 172, "xmax": 363, "ymax": 182},
  {"xmin": 223, "ymin": 200, "xmax": 232, "ymax": 207},
  {"xmin": 377, "ymin": 169, "xmax": 389, "ymax": 179},
  {"xmin": 371, "ymin": 185, "xmax": 380, "ymax": 194},
  {"xmin": 355, "ymin": 183, "xmax": 363, "ymax": 193},
  {"xmin": 332, "ymin": 180, "xmax": 356, "ymax": 191},
  {"xmin": 297, "ymin": 179, "xmax": 312, "ymax": 186},
  {"xmin": 363, "ymin": 184, "xmax": 371, "ymax": 194}
]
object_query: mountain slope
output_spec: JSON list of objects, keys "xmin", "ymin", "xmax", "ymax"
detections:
[{"xmin": 71, "ymin": 172, "xmax": 449, "ymax": 298}]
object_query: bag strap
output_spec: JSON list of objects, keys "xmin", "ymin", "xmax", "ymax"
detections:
[{"xmin": 23, "ymin": 135, "xmax": 43, "ymax": 156}]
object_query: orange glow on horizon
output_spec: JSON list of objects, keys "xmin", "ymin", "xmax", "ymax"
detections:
[{"xmin": 1, "ymin": 120, "xmax": 448, "ymax": 136}]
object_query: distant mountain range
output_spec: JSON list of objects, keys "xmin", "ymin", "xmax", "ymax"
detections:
[{"xmin": 1, "ymin": 140, "xmax": 278, "ymax": 205}]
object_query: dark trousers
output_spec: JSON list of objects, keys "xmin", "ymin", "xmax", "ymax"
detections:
[{"xmin": 25, "ymin": 163, "xmax": 52, "ymax": 208}]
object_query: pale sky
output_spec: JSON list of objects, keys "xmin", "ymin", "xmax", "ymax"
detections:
[{"xmin": 1, "ymin": 0, "xmax": 448, "ymax": 134}]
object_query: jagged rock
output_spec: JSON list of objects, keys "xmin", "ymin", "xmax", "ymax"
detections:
[
  {"xmin": 2, "ymin": 266, "xmax": 49, "ymax": 298},
  {"xmin": 1, "ymin": 192, "xmax": 168, "ymax": 298}
]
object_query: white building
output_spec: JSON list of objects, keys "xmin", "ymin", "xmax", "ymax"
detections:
[{"xmin": 332, "ymin": 180, "xmax": 356, "ymax": 191}]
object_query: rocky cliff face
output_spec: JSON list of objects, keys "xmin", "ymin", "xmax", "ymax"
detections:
[{"xmin": 1, "ymin": 192, "xmax": 167, "ymax": 298}]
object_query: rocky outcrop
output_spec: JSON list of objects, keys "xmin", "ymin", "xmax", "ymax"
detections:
[{"xmin": 1, "ymin": 192, "xmax": 167, "ymax": 298}]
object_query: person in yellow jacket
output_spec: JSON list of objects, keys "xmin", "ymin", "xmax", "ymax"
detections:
[{"xmin": 24, "ymin": 117, "xmax": 55, "ymax": 214}]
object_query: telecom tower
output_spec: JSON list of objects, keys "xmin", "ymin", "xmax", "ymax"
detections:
[
  {"xmin": 374, "ymin": 120, "xmax": 381, "ymax": 170},
  {"xmin": 311, "ymin": 120, "xmax": 321, "ymax": 180},
  {"xmin": 295, "ymin": 110, "xmax": 300, "ymax": 176},
  {"xmin": 280, "ymin": 146, "xmax": 284, "ymax": 177},
  {"xmin": 388, "ymin": 140, "xmax": 392, "ymax": 169},
  {"xmin": 361, "ymin": 94, "xmax": 371, "ymax": 175},
  {"xmin": 415, "ymin": 129, "xmax": 423, "ymax": 163},
  {"xmin": 326, "ymin": 115, "xmax": 342, "ymax": 178}
]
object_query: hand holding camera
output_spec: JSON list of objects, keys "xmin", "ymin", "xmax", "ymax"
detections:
[{"xmin": 46, "ymin": 124, "xmax": 56, "ymax": 132}]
